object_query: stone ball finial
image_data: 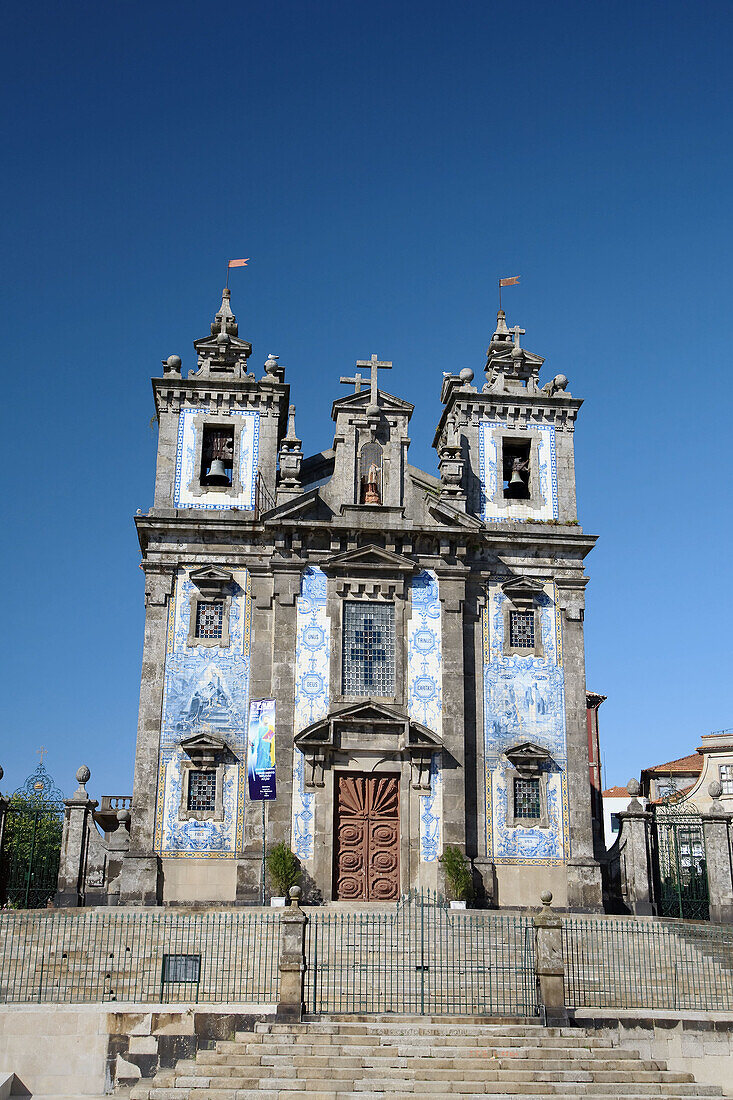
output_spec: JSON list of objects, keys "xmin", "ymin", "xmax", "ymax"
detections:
[
  {"xmin": 459, "ymin": 367, "xmax": 474, "ymax": 383},
  {"xmin": 264, "ymin": 353, "xmax": 280, "ymax": 376},
  {"xmin": 540, "ymin": 890, "xmax": 553, "ymax": 907},
  {"xmin": 289, "ymin": 885, "xmax": 302, "ymax": 906},
  {"xmin": 366, "ymin": 402, "xmax": 379, "ymax": 417},
  {"xmin": 117, "ymin": 808, "xmax": 131, "ymax": 827},
  {"xmin": 627, "ymin": 778, "xmax": 641, "ymax": 797},
  {"xmin": 162, "ymin": 354, "xmax": 182, "ymax": 374},
  {"xmin": 76, "ymin": 765, "xmax": 91, "ymax": 786},
  {"xmin": 709, "ymin": 780, "xmax": 723, "ymax": 800}
]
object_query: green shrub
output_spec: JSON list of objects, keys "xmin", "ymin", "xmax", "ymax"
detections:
[
  {"xmin": 439, "ymin": 845, "xmax": 473, "ymax": 902},
  {"xmin": 265, "ymin": 842, "xmax": 301, "ymax": 897}
]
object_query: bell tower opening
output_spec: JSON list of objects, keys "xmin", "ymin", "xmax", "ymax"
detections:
[
  {"xmin": 201, "ymin": 425, "xmax": 235, "ymax": 487},
  {"xmin": 502, "ymin": 438, "xmax": 531, "ymax": 499}
]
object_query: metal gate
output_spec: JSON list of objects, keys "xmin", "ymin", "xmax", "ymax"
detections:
[
  {"xmin": 654, "ymin": 802, "xmax": 709, "ymax": 920},
  {"xmin": 305, "ymin": 889, "xmax": 537, "ymax": 1016},
  {"xmin": 0, "ymin": 763, "xmax": 64, "ymax": 910}
]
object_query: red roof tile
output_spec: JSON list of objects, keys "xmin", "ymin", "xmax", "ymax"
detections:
[{"xmin": 642, "ymin": 753, "xmax": 703, "ymax": 775}]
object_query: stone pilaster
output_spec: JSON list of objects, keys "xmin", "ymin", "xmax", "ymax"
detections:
[
  {"xmin": 118, "ymin": 565, "xmax": 174, "ymax": 905},
  {"xmin": 533, "ymin": 891, "xmax": 567, "ymax": 1025},
  {"xmin": 266, "ymin": 565, "xmax": 301, "ymax": 858},
  {"xmin": 435, "ymin": 569, "xmax": 468, "ymax": 855},
  {"xmin": 556, "ymin": 577, "xmax": 602, "ymax": 911},
  {"xmin": 703, "ymin": 783, "xmax": 733, "ymax": 925},
  {"xmin": 276, "ymin": 887, "xmax": 307, "ymax": 1021},
  {"xmin": 56, "ymin": 766, "xmax": 98, "ymax": 908}
]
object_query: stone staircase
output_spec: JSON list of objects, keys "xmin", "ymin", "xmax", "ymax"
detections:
[{"xmin": 128, "ymin": 1016, "xmax": 725, "ymax": 1099}]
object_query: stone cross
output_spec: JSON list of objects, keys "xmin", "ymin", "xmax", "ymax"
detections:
[
  {"xmin": 356, "ymin": 354, "xmax": 392, "ymax": 408},
  {"xmin": 511, "ymin": 325, "xmax": 525, "ymax": 349},
  {"xmin": 339, "ymin": 371, "xmax": 366, "ymax": 394}
]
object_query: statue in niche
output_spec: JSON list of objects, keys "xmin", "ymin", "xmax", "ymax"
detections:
[{"xmin": 364, "ymin": 461, "xmax": 381, "ymax": 504}]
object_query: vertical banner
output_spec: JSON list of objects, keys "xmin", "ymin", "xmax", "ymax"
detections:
[{"xmin": 247, "ymin": 698, "xmax": 277, "ymax": 800}]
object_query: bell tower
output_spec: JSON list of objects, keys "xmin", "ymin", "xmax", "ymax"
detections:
[{"xmin": 119, "ymin": 289, "xmax": 290, "ymax": 905}]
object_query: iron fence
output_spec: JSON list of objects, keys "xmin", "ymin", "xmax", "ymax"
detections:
[
  {"xmin": 0, "ymin": 909, "xmax": 281, "ymax": 1004},
  {"xmin": 563, "ymin": 916, "xmax": 733, "ymax": 1012},
  {"xmin": 306, "ymin": 898, "xmax": 537, "ymax": 1016}
]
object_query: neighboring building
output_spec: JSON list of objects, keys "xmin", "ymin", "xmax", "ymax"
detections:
[
  {"xmin": 601, "ymin": 784, "xmax": 647, "ymax": 848},
  {"xmin": 115, "ymin": 291, "xmax": 603, "ymax": 910},
  {"xmin": 640, "ymin": 754, "xmax": 704, "ymax": 804}
]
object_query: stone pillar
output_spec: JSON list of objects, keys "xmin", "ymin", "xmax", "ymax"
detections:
[
  {"xmin": 533, "ymin": 890, "xmax": 567, "ymax": 1025},
  {"xmin": 118, "ymin": 565, "xmax": 174, "ymax": 905},
  {"xmin": 0, "ymin": 766, "xmax": 7, "ymax": 859},
  {"xmin": 436, "ymin": 569, "xmax": 468, "ymax": 855},
  {"xmin": 617, "ymin": 779, "xmax": 655, "ymax": 916},
  {"xmin": 56, "ymin": 766, "xmax": 98, "ymax": 908},
  {"xmin": 556, "ymin": 579, "xmax": 602, "ymax": 911},
  {"xmin": 703, "ymin": 782, "xmax": 733, "ymax": 925},
  {"xmin": 266, "ymin": 566, "xmax": 301, "ymax": 860},
  {"xmin": 276, "ymin": 886, "xmax": 307, "ymax": 1021}
]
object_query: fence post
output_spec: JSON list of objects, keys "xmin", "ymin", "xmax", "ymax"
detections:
[
  {"xmin": 533, "ymin": 890, "xmax": 567, "ymax": 1026},
  {"xmin": 703, "ymin": 783, "xmax": 733, "ymax": 925},
  {"xmin": 56, "ymin": 765, "xmax": 98, "ymax": 907},
  {"xmin": 276, "ymin": 886, "xmax": 307, "ymax": 1022},
  {"xmin": 0, "ymin": 765, "xmax": 7, "ymax": 858},
  {"xmin": 617, "ymin": 779, "xmax": 656, "ymax": 915}
]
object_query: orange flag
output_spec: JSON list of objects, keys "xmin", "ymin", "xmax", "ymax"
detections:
[
  {"xmin": 499, "ymin": 275, "xmax": 520, "ymax": 287},
  {"xmin": 228, "ymin": 258, "xmax": 249, "ymax": 268}
]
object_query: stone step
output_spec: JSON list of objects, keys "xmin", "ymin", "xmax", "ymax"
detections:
[{"xmin": 140, "ymin": 1084, "xmax": 723, "ymax": 1100}]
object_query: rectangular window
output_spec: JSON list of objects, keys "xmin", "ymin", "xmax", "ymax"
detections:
[
  {"xmin": 342, "ymin": 601, "xmax": 396, "ymax": 697},
  {"xmin": 514, "ymin": 777, "xmax": 541, "ymax": 820},
  {"xmin": 161, "ymin": 954, "xmax": 201, "ymax": 984},
  {"xmin": 200, "ymin": 424, "xmax": 234, "ymax": 486},
  {"xmin": 187, "ymin": 770, "xmax": 217, "ymax": 812},
  {"xmin": 196, "ymin": 601, "xmax": 224, "ymax": 640},
  {"xmin": 720, "ymin": 765, "xmax": 733, "ymax": 795},
  {"xmin": 610, "ymin": 813, "xmax": 621, "ymax": 834},
  {"xmin": 502, "ymin": 439, "xmax": 531, "ymax": 499},
  {"xmin": 509, "ymin": 610, "xmax": 535, "ymax": 649}
]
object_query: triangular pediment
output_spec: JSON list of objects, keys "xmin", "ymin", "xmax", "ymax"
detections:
[
  {"xmin": 332, "ymin": 389, "xmax": 414, "ymax": 417},
  {"xmin": 501, "ymin": 575, "xmax": 545, "ymax": 604},
  {"xmin": 322, "ymin": 543, "xmax": 417, "ymax": 573},
  {"xmin": 180, "ymin": 732, "xmax": 227, "ymax": 754},
  {"xmin": 294, "ymin": 701, "xmax": 442, "ymax": 752},
  {"xmin": 505, "ymin": 740, "xmax": 553, "ymax": 774},
  {"xmin": 190, "ymin": 566, "xmax": 233, "ymax": 595}
]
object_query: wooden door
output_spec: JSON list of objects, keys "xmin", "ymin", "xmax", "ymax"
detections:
[{"xmin": 334, "ymin": 774, "xmax": 400, "ymax": 901}]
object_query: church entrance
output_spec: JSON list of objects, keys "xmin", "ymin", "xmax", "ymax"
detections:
[{"xmin": 334, "ymin": 773, "xmax": 400, "ymax": 901}]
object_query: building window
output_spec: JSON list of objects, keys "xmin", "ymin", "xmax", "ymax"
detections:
[
  {"xmin": 502, "ymin": 439, "xmax": 531, "ymax": 499},
  {"xmin": 509, "ymin": 610, "xmax": 535, "ymax": 649},
  {"xmin": 610, "ymin": 813, "xmax": 621, "ymax": 835},
  {"xmin": 187, "ymin": 770, "xmax": 217, "ymax": 812},
  {"xmin": 720, "ymin": 764, "xmax": 733, "ymax": 795},
  {"xmin": 342, "ymin": 601, "xmax": 395, "ymax": 697},
  {"xmin": 195, "ymin": 600, "xmax": 224, "ymax": 640},
  {"xmin": 200, "ymin": 424, "xmax": 235, "ymax": 486},
  {"xmin": 514, "ymin": 777, "xmax": 541, "ymax": 820}
]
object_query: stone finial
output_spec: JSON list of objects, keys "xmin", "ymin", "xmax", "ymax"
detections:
[
  {"xmin": 284, "ymin": 405, "xmax": 300, "ymax": 444},
  {"xmin": 459, "ymin": 367, "xmax": 474, "ymax": 386},
  {"xmin": 278, "ymin": 405, "xmax": 303, "ymax": 497},
  {"xmin": 709, "ymin": 780, "xmax": 725, "ymax": 813},
  {"xmin": 162, "ymin": 354, "xmax": 182, "ymax": 375},
  {"xmin": 74, "ymin": 765, "xmax": 91, "ymax": 798},
  {"xmin": 289, "ymin": 884, "xmax": 302, "ymax": 908},
  {"xmin": 264, "ymin": 353, "xmax": 280, "ymax": 376},
  {"xmin": 540, "ymin": 889, "xmax": 553, "ymax": 912},
  {"xmin": 117, "ymin": 808, "xmax": 131, "ymax": 828},
  {"xmin": 627, "ymin": 777, "xmax": 642, "ymax": 810}
]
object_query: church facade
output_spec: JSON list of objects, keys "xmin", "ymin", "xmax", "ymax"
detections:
[{"xmin": 118, "ymin": 290, "xmax": 603, "ymax": 910}]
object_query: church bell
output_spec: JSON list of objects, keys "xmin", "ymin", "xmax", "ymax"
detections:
[{"xmin": 206, "ymin": 458, "xmax": 231, "ymax": 486}]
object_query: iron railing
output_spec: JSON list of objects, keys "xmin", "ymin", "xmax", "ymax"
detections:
[
  {"xmin": 0, "ymin": 910, "xmax": 281, "ymax": 1005},
  {"xmin": 563, "ymin": 916, "xmax": 733, "ymax": 1012},
  {"xmin": 306, "ymin": 899, "xmax": 537, "ymax": 1016}
]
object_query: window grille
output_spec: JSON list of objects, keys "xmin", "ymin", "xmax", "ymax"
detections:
[
  {"xmin": 187, "ymin": 770, "xmax": 216, "ymax": 812},
  {"xmin": 720, "ymin": 764, "xmax": 733, "ymax": 795},
  {"xmin": 509, "ymin": 610, "xmax": 534, "ymax": 649},
  {"xmin": 514, "ymin": 777, "xmax": 541, "ymax": 820},
  {"xmin": 196, "ymin": 601, "xmax": 224, "ymax": 640},
  {"xmin": 342, "ymin": 602, "xmax": 395, "ymax": 697}
]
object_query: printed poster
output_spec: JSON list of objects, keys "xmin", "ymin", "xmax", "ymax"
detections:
[{"xmin": 247, "ymin": 698, "xmax": 277, "ymax": 800}]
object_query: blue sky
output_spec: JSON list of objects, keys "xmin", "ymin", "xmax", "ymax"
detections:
[{"xmin": 2, "ymin": 0, "xmax": 732, "ymax": 798}]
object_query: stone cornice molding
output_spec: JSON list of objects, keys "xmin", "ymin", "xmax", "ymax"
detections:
[
  {"xmin": 433, "ymin": 391, "xmax": 581, "ymax": 447},
  {"xmin": 152, "ymin": 376, "xmax": 289, "ymax": 417}
]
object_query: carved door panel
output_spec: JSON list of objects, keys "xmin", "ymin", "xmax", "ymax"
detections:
[{"xmin": 335, "ymin": 774, "xmax": 399, "ymax": 901}]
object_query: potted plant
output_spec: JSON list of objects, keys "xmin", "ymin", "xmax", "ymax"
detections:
[
  {"xmin": 265, "ymin": 842, "xmax": 301, "ymax": 906},
  {"xmin": 440, "ymin": 845, "xmax": 473, "ymax": 908}
]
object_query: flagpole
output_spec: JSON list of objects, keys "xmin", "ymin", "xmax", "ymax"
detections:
[
  {"xmin": 225, "ymin": 262, "xmax": 230, "ymax": 291},
  {"xmin": 498, "ymin": 279, "xmax": 502, "ymax": 313}
]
